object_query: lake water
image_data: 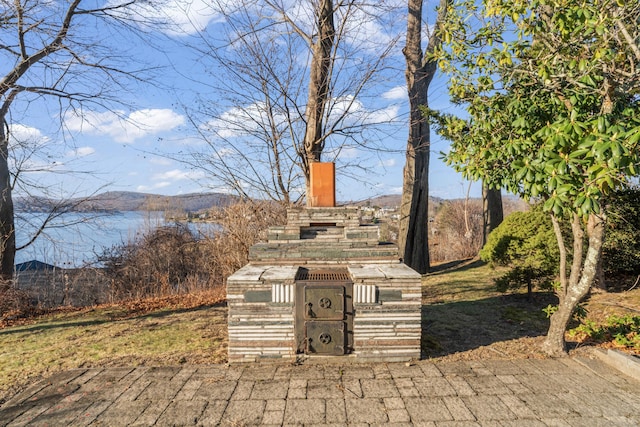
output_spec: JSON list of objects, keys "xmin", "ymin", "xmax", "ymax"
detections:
[{"xmin": 15, "ymin": 211, "xmax": 215, "ymax": 268}]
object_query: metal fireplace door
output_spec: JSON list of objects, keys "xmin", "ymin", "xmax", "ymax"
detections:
[{"xmin": 295, "ymin": 270, "xmax": 353, "ymax": 355}]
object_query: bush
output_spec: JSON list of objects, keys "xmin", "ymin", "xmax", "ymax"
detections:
[
  {"xmin": 480, "ymin": 207, "xmax": 559, "ymax": 297},
  {"xmin": 570, "ymin": 314, "xmax": 640, "ymax": 350},
  {"xmin": 101, "ymin": 200, "xmax": 286, "ymax": 301},
  {"xmin": 101, "ymin": 223, "xmax": 203, "ymax": 300},
  {"xmin": 430, "ymin": 199, "xmax": 484, "ymax": 262}
]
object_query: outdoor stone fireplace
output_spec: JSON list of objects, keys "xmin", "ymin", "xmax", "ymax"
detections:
[{"xmin": 226, "ymin": 164, "xmax": 422, "ymax": 362}]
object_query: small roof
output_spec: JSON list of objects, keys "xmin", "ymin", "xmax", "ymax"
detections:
[{"xmin": 15, "ymin": 260, "xmax": 58, "ymax": 271}]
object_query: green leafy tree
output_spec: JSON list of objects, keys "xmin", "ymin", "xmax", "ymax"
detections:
[
  {"xmin": 431, "ymin": 0, "xmax": 640, "ymax": 355},
  {"xmin": 480, "ymin": 208, "xmax": 559, "ymax": 299}
]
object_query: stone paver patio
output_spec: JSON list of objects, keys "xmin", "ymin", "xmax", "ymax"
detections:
[{"xmin": 1, "ymin": 356, "xmax": 639, "ymax": 426}]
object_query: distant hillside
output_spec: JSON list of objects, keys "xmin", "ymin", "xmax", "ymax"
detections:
[
  {"xmin": 15, "ymin": 191, "xmax": 238, "ymax": 213},
  {"xmin": 348, "ymin": 194, "xmax": 445, "ymax": 209}
]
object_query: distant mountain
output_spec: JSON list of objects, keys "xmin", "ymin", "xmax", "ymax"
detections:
[
  {"xmin": 347, "ymin": 194, "xmax": 445, "ymax": 209},
  {"xmin": 15, "ymin": 191, "xmax": 238, "ymax": 213}
]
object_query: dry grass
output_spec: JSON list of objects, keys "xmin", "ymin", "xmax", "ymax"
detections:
[
  {"xmin": 422, "ymin": 259, "xmax": 640, "ymax": 362},
  {"xmin": 0, "ymin": 289, "xmax": 227, "ymax": 403}
]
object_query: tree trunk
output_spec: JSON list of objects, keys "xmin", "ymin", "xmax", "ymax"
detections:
[
  {"xmin": 399, "ymin": 0, "xmax": 449, "ymax": 273},
  {"xmin": 542, "ymin": 213, "xmax": 605, "ymax": 356},
  {"xmin": 303, "ymin": 0, "xmax": 335, "ymax": 204},
  {"xmin": 402, "ymin": 145, "xmax": 430, "ymax": 273},
  {"xmin": 482, "ymin": 183, "xmax": 503, "ymax": 246},
  {"xmin": 0, "ymin": 127, "xmax": 15, "ymax": 285}
]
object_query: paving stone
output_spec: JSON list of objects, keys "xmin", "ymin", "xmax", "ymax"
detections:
[
  {"xmin": 465, "ymin": 375, "xmax": 513, "ymax": 395},
  {"xmin": 341, "ymin": 378, "xmax": 364, "ymax": 398},
  {"xmin": 515, "ymin": 360, "xmax": 545, "ymax": 375},
  {"xmin": 462, "ymin": 395, "xmax": 517, "ymax": 420},
  {"xmin": 496, "ymin": 374, "xmax": 524, "ymax": 385},
  {"xmin": 418, "ymin": 362, "xmax": 443, "ymax": 377},
  {"xmin": 129, "ymin": 400, "xmax": 172, "ymax": 427},
  {"xmin": 340, "ymin": 366, "xmax": 375, "ymax": 379},
  {"xmin": 442, "ymin": 396, "xmax": 476, "ymax": 421},
  {"xmin": 481, "ymin": 360, "xmax": 526, "ymax": 376},
  {"xmin": 284, "ymin": 399, "xmax": 325, "ymax": 424},
  {"xmin": 443, "ymin": 376, "xmax": 476, "ymax": 396},
  {"xmin": 240, "ymin": 365, "xmax": 277, "ymax": 381},
  {"xmin": 517, "ymin": 374, "xmax": 560, "ymax": 393},
  {"xmin": 497, "ymin": 393, "xmax": 537, "ymax": 419},
  {"xmin": 90, "ymin": 399, "xmax": 151, "ymax": 427},
  {"xmin": 250, "ymin": 380, "xmax": 289, "ymax": 400},
  {"xmin": 436, "ymin": 362, "xmax": 477, "ymax": 377},
  {"xmin": 261, "ymin": 410, "xmax": 284, "ymax": 425},
  {"xmin": 136, "ymin": 380, "xmax": 184, "ymax": 401},
  {"xmin": 360, "ymin": 378, "xmax": 400, "ymax": 398},
  {"xmin": 430, "ymin": 422, "xmax": 480, "ymax": 427},
  {"xmin": 387, "ymin": 408, "xmax": 411, "ymax": 423},
  {"xmin": 408, "ymin": 422, "xmax": 437, "ymax": 427},
  {"xmin": 388, "ymin": 364, "xmax": 424, "ymax": 378},
  {"xmin": 174, "ymin": 379, "xmax": 202, "ymax": 401},
  {"xmin": 384, "ymin": 396, "xmax": 406, "ymax": 410},
  {"xmin": 287, "ymin": 386, "xmax": 307, "ymax": 399},
  {"xmin": 28, "ymin": 398, "xmax": 94, "ymax": 427},
  {"xmin": 517, "ymin": 393, "xmax": 578, "ymax": 418},
  {"xmin": 229, "ymin": 380, "xmax": 254, "ymax": 400},
  {"xmin": 565, "ymin": 417, "xmax": 619, "ymax": 427},
  {"xmin": 326, "ymin": 398, "xmax": 347, "ymax": 423},
  {"xmin": 113, "ymin": 378, "xmax": 152, "ymax": 402},
  {"xmin": 197, "ymin": 400, "xmax": 228, "ymax": 425},
  {"xmin": 221, "ymin": 399, "xmax": 266, "ymax": 425},
  {"xmin": 265, "ymin": 398, "xmax": 286, "ymax": 411},
  {"xmin": 191, "ymin": 380, "xmax": 237, "ymax": 401},
  {"xmin": 404, "ymin": 397, "xmax": 453, "ymax": 422},
  {"xmin": 539, "ymin": 419, "xmax": 573, "ymax": 427},
  {"xmin": 498, "ymin": 420, "xmax": 547, "ymax": 427},
  {"xmin": 154, "ymin": 400, "xmax": 207, "ymax": 426},
  {"xmin": 618, "ymin": 390, "xmax": 640, "ymax": 413},
  {"xmin": 603, "ymin": 415, "xmax": 640, "ymax": 426},
  {"xmin": 413, "ymin": 376, "xmax": 458, "ymax": 397},
  {"xmin": 345, "ymin": 398, "xmax": 388, "ymax": 423},
  {"xmin": 372, "ymin": 363, "xmax": 392, "ymax": 379},
  {"xmin": 306, "ymin": 379, "xmax": 344, "ymax": 399},
  {"xmin": 70, "ymin": 369, "xmax": 104, "ymax": 386}
]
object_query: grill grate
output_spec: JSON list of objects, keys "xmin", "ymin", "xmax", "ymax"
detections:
[{"xmin": 295, "ymin": 268, "xmax": 351, "ymax": 282}]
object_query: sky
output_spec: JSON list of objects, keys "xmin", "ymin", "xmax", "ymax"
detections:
[{"xmin": 5, "ymin": 0, "xmax": 482, "ymax": 203}]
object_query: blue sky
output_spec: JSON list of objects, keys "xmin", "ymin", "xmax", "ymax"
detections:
[{"xmin": 7, "ymin": 0, "xmax": 481, "ymax": 203}]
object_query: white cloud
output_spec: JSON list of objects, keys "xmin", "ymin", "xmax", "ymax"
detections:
[
  {"xmin": 382, "ymin": 86, "xmax": 406, "ymax": 101},
  {"xmin": 65, "ymin": 109, "xmax": 185, "ymax": 143},
  {"xmin": 137, "ymin": 181, "xmax": 172, "ymax": 192},
  {"xmin": 67, "ymin": 147, "xmax": 95, "ymax": 158},
  {"xmin": 149, "ymin": 157, "xmax": 172, "ymax": 166},
  {"xmin": 337, "ymin": 147, "xmax": 359, "ymax": 160},
  {"xmin": 379, "ymin": 158, "xmax": 397, "ymax": 167},
  {"xmin": 108, "ymin": 0, "xmax": 223, "ymax": 36},
  {"xmin": 152, "ymin": 168, "xmax": 206, "ymax": 181},
  {"xmin": 367, "ymin": 105, "xmax": 400, "ymax": 124},
  {"xmin": 8, "ymin": 124, "xmax": 49, "ymax": 146},
  {"xmin": 202, "ymin": 102, "xmax": 289, "ymax": 140}
]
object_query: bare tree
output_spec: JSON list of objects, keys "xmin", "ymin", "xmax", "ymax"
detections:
[
  {"xmin": 0, "ymin": 0, "xmax": 159, "ymax": 282},
  {"xmin": 399, "ymin": 0, "xmax": 450, "ymax": 274},
  {"xmin": 175, "ymin": 0, "xmax": 404, "ymax": 204}
]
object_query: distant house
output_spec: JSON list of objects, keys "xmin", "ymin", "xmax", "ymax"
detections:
[{"xmin": 15, "ymin": 260, "xmax": 58, "ymax": 272}]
